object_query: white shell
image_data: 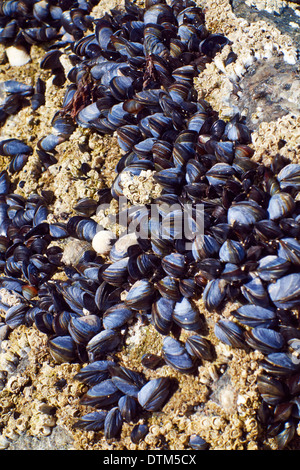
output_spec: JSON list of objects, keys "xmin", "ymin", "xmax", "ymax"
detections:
[
  {"xmin": 6, "ymin": 45, "xmax": 31, "ymax": 67},
  {"xmin": 92, "ymin": 230, "xmax": 116, "ymax": 255}
]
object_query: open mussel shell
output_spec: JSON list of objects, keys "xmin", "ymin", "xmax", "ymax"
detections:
[{"xmin": 137, "ymin": 377, "xmax": 172, "ymax": 412}]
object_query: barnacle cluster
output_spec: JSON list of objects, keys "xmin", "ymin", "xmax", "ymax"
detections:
[{"xmin": 0, "ymin": 0, "xmax": 300, "ymax": 451}]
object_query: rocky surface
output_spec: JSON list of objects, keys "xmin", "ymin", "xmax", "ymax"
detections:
[{"xmin": 0, "ymin": 0, "xmax": 300, "ymax": 451}]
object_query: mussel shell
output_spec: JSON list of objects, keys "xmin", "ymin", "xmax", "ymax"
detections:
[
  {"xmin": 241, "ymin": 276, "xmax": 270, "ymax": 307},
  {"xmin": 199, "ymin": 33, "xmax": 231, "ymax": 58},
  {"xmin": 118, "ymin": 395, "xmax": 138, "ymax": 423},
  {"xmin": 214, "ymin": 320, "xmax": 245, "ymax": 349},
  {"xmin": 151, "ymin": 296, "xmax": 174, "ymax": 335},
  {"xmin": 137, "ymin": 377, "xmax": 172, "ymax": 411},
  {"xmin": 257, "ymin": 255, "xmax": 291, "ymax": 282},
  {"xmin": 192, "ymin": 234, "xmax": 220, "ymax": 261},
  {"xmin": 219, "ymin": 239, "xmax": 245, "ymax": 264},
  {"xmin": 162, "ymin": 336, "xmax": 196, "ymax": 373},
  {"xmin": 232, "ymin": 304, "xmax": 277, "ymax": 328},
  {"xmin": 73, "ymin": 360, "xmax": 114, "ymax": 386},
  {"xmin": 277, "ymin": 163, "xmax": 300, "ymax": 190},
  {"xmin": 130, "ymin": 423, "xmax": 148, "ymax": 444},
  {"xmin": 268, "ymin": 273, "xmax": 300, "ymax": 309},
  {"xmin": 86, "ymin": 329, "xmax": 122, "ymax": 361},
  {"xmin": 257, "ymin": 374, "xmax": 287, "ymax": 405},
  {"xmin": 277, "ymin": 238, "xmax": 300, "ymax": 266},
  {"xmin": 161, "ymin": 252, "xmax": 186, "ymax": 277},
  {"xmin": 102, "ymin": 303, "xmax": 134, "ymax": 330},
  {"xmin": 48, "ymin": 335, "xmax": 77, "ymax": 364},
  {"xmin": 261, "ymin": 352, "xmax": 300, "ymax": 377},
  {"xmin": 188, "ymin": 434, "xmax": 209, "ymax": 450},
  {"xmin": 5, "ymin": 303, "xmax": 28, "ymax": 329},
  {"xmin": 185, "ymin": 334, "xmax": 214, "ymax": 361},
  {"xmin": 172, "ymin": 297, "xmax": 203, "ymax": 331},
  {"xmin": 202, "ymin": 279, "xmax": 227, "ymax": 311},
  {"xmin": 275, "ymin": 421, "xmax": 296, "ymax": 450},
  {"xmin": 80, "ymin": 379, "xmax": 123, "ymax": 407},
  {"xmin": 245, "ymin": 327, "xmax": 285, "ymax": 355},
  {"xmin": 267, "ymin": 192, "xmax": 295, "ymax": 220},
  {"xmin": 156, "ymin": 275, "xmax": 181, "ymax": 301},
  {"xmin": 102, "ymin": 258, "xmax": 129, "ymax": 286},
  {"xmin": 73, "ymin": 411, "xmax": 108, "ymax": 431},
  {"xmin": 0, "ymin": 138, "xmax": 32, "ymax": 157},
  {"xmin": 125, "ymin": 279, "xmax": 156, "ymax": 310},
  {"xmin": 68, "ymin": 314, "xmax": 101, "ymax": 344},
  {"xmin": 104, "ymin": 406, "xmax": 123, "ymax": 439},
  {"xmin": 227, "ymin": 200, "xmax": 266, "ymax": 227}
]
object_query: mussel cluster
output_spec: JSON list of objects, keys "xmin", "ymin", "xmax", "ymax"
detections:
[
  {"xmin": 0, "ymin": 0, "xmax": 98, "ymax": 47},
  {"xmin": 1, "ymin": 0, "xmax": 300, "ymax": 450}
]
